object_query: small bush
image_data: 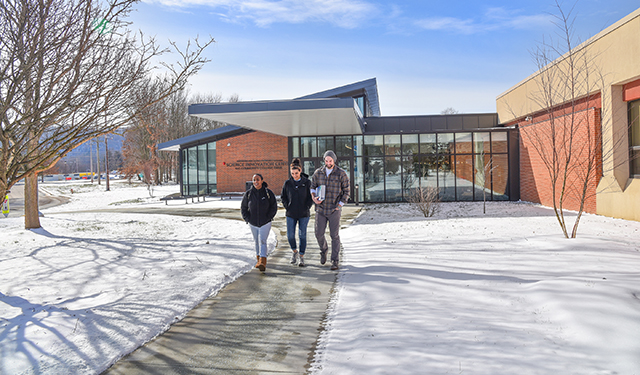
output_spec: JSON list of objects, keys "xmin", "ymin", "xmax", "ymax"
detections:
[{"xmin": 408, "ymin": 187, "xmax": 440, "ymax": 217}]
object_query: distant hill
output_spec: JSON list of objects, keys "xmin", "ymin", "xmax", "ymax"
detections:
[{"xmin": 57, "ymin": 133, "xmax": 125, "ymax": 173}]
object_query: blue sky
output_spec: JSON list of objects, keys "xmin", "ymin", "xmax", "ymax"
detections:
[{"xmin": 129, "ymin": 0, "xmax": 640, "ymax": 116}]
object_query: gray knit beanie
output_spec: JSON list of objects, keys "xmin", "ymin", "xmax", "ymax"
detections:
[{"xmin": 323, "ymin": 150, "xmax": 337, "ymax": 163}]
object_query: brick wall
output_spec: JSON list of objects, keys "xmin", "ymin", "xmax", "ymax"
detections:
[
  {"xmin": 217, "ymin": 132, "xmax": 289, "ymax": 193},
  {"xmin": 515, "ymin": 100, "xmax": 602, "ymax": 214}
]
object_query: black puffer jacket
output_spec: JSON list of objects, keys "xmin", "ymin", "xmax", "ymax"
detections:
[
  {"xmin": 241, "ymin": 182, "xmax": 277, "ymax": 227},
  {"xmin": 281, "ymin": 174, "xmax": 313, "ymax": 219}
]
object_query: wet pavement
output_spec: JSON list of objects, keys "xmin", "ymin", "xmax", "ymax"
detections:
[
  {"xmin": 103, "ymin": 204, "xmax": 362, "ymax": 375},
  {"xmin": 4, "ymin": 183, "xmax": 69, "ymax": 218}
]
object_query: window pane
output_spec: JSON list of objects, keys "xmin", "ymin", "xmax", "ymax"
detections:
[
  {"xmin": 384, "ymin": 134, "xmax": 401, "ymax": 156},
  {"xmin": 338, "ymin": 159, "xmax": 350, "ymax": 175},
  {"xmin": 437, "ymin": 154, "xmax": 455, "ymax": 201},
  {"xmin": 385, "ymin": 156, "xmax": 403, "ymax": 202},
  {"xmin": 420, "ymin": 133, "xmax": 436, "ymax": 154},
  {"xmin": 303, "ymin": 160, "xmax": 316, "ymax": 177},
  {"xmin": 336, "ymin": 136, "xmax": 353, "ymax": 157},
  {"xmin": 182, "ymin": 149, "xmax": 188, "ymax": 196},
  {"xmin": 301, "ymin": 137, "xmax": 317, "ymax": 157},
  {"xmin": 354, "ymin": 136, "xmax": 364, "ymax": 157},
  {"xmin": 492, "ymin": 154, "xmax": 509, "ymax": 200},
  {"xmin": 355, "ymin": 96, "xmax": 365, "ymax": 115},
  {"xmin": 631, "ymin": 150, "xmax": 640, "ymax": 176},
  {"xmin": 402, "ymin": 134, "xmax": 419, "ymax": 156},
  {"xmin": 402, "ymin": 156, "xmax": 420, "ymax": 199},
  {"xmin": 354, "ymin": 157, "xmax": 364, "ymax": 203},
  {"xmin": 455, "ymin": 155, "xmax": 474, "ymax": 201},
  {"xmin": 208, "ymin": 142, "xmax": 217, "ymax": 194},
  {"xmin": 474, "ymin": 132, "xmax": 491, "ymax": 154},
  {"xmin": 318, "ymin": 136, "xmax": 334, "ymax": 157},
  {"xmin": 364, "ymin": 135, "xmax": 384, "ymax": 156},
  {"xmin": 492, "ymin": 132, "xmax": 508, "ymax": 153},
  {"xmin": 198, "ymin": 145, "xmax": 207, "ymax": 189},
  {"xmin": 188, "ymin": 147, "xmax": 197, "ymax": 195},
  {"xmin": 455, "ymin": 132, "xmax": 473, "ymax": 154},
  {"xmin": 437, "ymin": 133, "xmax": 454, "ymax": 154},
  {"xmin": 364, "ymin": 157, "xmax": 384, "ymax": 202},
  {"xmin": 291, "ymin": 137, "xmax": 300, "ymax": 158},
  {"xmin": 474, "ymin": 154, "xmax": 491, "ymax": 201}
]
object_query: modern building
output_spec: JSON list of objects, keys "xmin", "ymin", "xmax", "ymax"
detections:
[
  {"xmin": 159, "ymin": 78, "xmax": 519, "ymax": 203},
  {"xmin": 497, "ymin": 6, "xmax": 640, "ymax": 221},
  {"xmin": 160, "ymin": 7, "xmax": 640, "ymax": 221}
]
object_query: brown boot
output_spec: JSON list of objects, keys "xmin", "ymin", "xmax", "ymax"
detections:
[
  {"xmin": 258, "ymin": 256, "xmax": 267, "ymax": 272},
  {"xmin": 255, "ymin": 255, "xmax": 260, "ymax": 268}
]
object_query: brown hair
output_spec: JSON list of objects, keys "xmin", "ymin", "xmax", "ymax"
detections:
[{"xmin": 290, "ymin": 158, "xmax": 302, "ymax": 171}]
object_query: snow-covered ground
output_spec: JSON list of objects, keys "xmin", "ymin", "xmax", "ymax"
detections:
[
  {"xmin": 1, "ymin": 181, "xmax": 275, "ymax": 374},
  {"xmin": 311, "ymin": 202, "xmax": 640, "ymax": 375},
  {"xmin": 2, "ymin": 181, "xmax": 640, "ymax": 374}
]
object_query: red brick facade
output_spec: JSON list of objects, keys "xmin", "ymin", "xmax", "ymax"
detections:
[
  {"xmin": 217, "ymin": 132, "xmax": 289, "ymax": 193},
  {"xmin": 513, "ymin": 96, "xmax": 602, "ymax": 213}
]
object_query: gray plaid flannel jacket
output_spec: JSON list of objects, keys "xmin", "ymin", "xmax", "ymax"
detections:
[{"xmin": 310, "ymin": 166, "xmax": 350, "ymax": 216}]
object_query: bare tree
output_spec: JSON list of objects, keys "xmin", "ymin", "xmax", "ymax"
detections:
[
  {"xmin": 121, "ymin": 89, "xmax": 232, "ymax": 186},
  {"xmin": 0, "ymin": 0, "xmax": 214, "ymax": 228},
  {"xmin": 440, "ymin": 107, "xmax": 459, "ymax": 115},
  {"xmin": 519, "ymin": 1, "xmax": 604, "ymax": 238}
]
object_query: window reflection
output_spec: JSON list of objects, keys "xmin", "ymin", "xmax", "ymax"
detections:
[
  {"xmin": 455, "ymin": 154, "xmax": 474, "ymax": 201},
  {"xmin": 364, "ymin": 157, "xmax": 384, "ymax": 202},
  {"xmin": 437, "ymin": 133, "xmax": 454, "ymax": 154},
  {"xmin": 492, "ymin": 132, "xmax": 508, "ymax": 153},
  {"xmin": 455, "ymin": 133, "xmax": 473, "ymax": 154},
  {"xmin": 420, "ymin": 133, "xmax": 436, "ymax": 154},
  {"xmin": 336, "ymin": 136, "xmax": 353, "ymax": 157},
  {"xmin": 301, "ymin": 137, "xmax": 317, "ymax": 157},
  {"xmin": 292, "ymin": 130, "xmax": 510, "ymax": 203},
  {"xmin": 384, "ymin": 134, "xmax": 401, "ymax": 156},
  {"xmin": 402, "ymin": 134, "xmax": 419, "ymax": 156},
  {"xmin": 364, "ymin": 135, "xmax": 384, "ymax": 156},
  {"xmin": 318, "ymin": 136, "xmax": 334, "ymax": 157},
  {"xmin": 207, "ymin": 142, "xmax": 216, "ymax": 194}
]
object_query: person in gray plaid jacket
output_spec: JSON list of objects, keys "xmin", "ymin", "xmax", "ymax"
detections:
[{"xmin": 310, "ymin": 150, "xmax": 350, "ymax": 270}]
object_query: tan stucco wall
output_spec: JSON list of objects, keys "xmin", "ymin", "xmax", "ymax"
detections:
[{"xmin": 496, "ymin": 7, "xmax": 640, "ymax": 221}]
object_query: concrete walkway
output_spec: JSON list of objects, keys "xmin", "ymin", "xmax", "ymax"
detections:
[{"xmin": 104, "ymin": 205, "xmax": 361, "ymax": 375}]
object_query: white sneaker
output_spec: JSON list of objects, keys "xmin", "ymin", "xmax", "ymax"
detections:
[
  {"xmin": 298, "ymin": 255, "xmax": 305, "ymax": 267},
  {"xmin": 290, "ymin": 251, "xmax": 298, "ymax": 264}
]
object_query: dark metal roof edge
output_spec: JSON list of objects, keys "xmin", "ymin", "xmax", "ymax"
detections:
[
  {"xmin": 294, "ymin": 78, "xmax": 378, "ymax": 100},
  {"xmin": 365, "ymin": 112, "xmax": 498, "ymax": 120},
  {"xmin": 189, "ymin": 97, "xmax": 355, "ymax": 116},
  {"xmin": 158, "ymin": 125, "xmax": 248, "ymax": 151},
  {"xmin": 294, "ymin": 78, "xmax": 380, "ymax": 116}
]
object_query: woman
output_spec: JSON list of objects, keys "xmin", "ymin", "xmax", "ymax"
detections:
[
  {"xmin": 241, "ymin": 173, "xmax": 278, "ymax": 272},
  {"xmin": 281, "ymin": 158, "xmax": 313, "ymax": 267}
]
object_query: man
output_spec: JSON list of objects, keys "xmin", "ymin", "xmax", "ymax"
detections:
[{"xmin": 310, "ymin": 150, "xmax": 350, "ymax": 270}]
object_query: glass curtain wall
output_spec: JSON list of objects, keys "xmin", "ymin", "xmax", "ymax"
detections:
[
  {"xmin": 290, "ymin": 131, "xmax": 511, "ymax": 203},
  {"xmin": 181, "ymin": 141, "xmax": 217, "ymax": 196}
]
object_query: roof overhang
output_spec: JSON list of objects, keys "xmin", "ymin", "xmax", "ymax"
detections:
[
  {"xmin": 157, "ymin": 125, "xmax": 250, "ymax": 151},
  {"xmin": 189, "ymin": 97, "xmax": 364, "ymax": 137}
]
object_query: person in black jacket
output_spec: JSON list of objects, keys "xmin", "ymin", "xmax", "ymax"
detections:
[
  {"xmin": 241, "ymin": 173, "xmax": 277, "ymax": 272},
  {"xmin": 281, "ymin": 158, "xmax": 313, "ymax": 267}
]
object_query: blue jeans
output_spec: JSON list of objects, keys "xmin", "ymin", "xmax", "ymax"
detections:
[
  {"xmin": 249, "ymin": 222, "xmax": 271, "ymax": 257},
  {"xmin": 286, "ymin": 216, "xmax": 310, "ymax": 255}
]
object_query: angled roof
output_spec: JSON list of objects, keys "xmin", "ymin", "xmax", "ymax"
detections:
[
  {"xmin": 187, "ymin": 78, "xmax": 380, "ymax": 137},
  {"xmin": 296, "ymin": 77, "xmax": 380, "ymax": 117}
]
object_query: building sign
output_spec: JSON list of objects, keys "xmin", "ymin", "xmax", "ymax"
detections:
[{"xmin": 227, "ymin": 159, "xmax": 287, "ymax": 170}]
